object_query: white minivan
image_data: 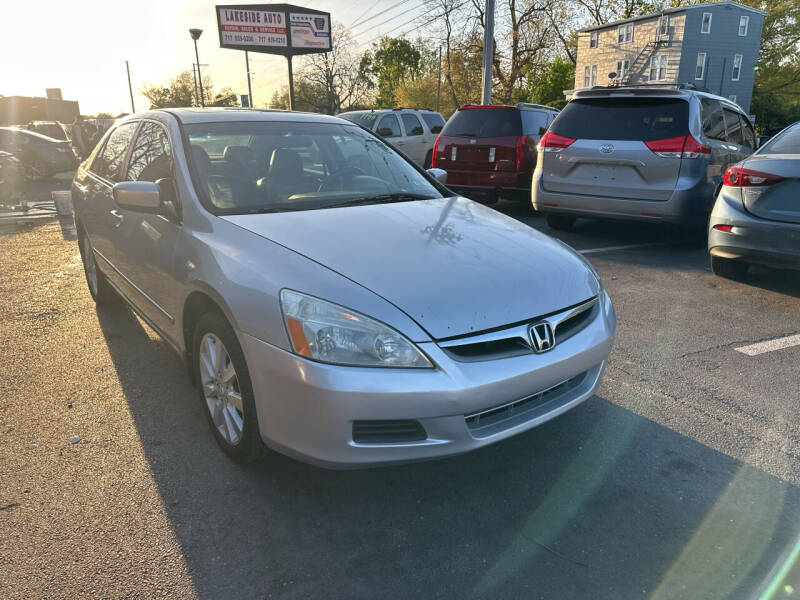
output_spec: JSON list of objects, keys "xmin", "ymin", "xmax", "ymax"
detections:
[{"xmin": 339, "ymin": 108, "xmax": 445, "ymax": 168}]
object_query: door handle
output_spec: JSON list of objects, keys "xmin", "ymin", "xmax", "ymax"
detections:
[{"xmin": 110, "ymin": 209, "xmax": 124, "ymax": 227}]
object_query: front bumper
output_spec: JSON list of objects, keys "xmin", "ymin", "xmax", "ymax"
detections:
[
  {"xmin": 708, "ymin": 190, "xmax": 800, "ymax": 269},
  {"xmin": 239, "ymin": 291, "xmax": 616, "ymax": 468}
]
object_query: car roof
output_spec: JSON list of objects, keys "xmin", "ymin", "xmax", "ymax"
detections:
[
  {"xmin": 0, "ymin": 126, "xmax": 61, "ymax": 142},
  {"xmin": 570, "ymin": 86, "xmax": 745, "ymax": 113},
  {"xmin": 128, "ymin": 108, "xmax": 351, "ymax": 126}
]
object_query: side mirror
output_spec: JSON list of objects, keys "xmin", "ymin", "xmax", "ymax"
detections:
[
  {"xmin": 426, "ymin": 167, "xmax": 447, "ymax": 184},
  {"xmin": 377, "ymin": 127, "xmax": 393, "ymax": 137},
  {"xmin": 112, "ymin": 181, "xmax": 161, "ymax": 213}
]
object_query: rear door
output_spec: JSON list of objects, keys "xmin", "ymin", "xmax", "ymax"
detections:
[
  {"xmin": 400, "ymin": 113, "xmax": 427, "ymax": 165},
  {"xmin": 542, "ymin": 97, "xmax": 689, "ymax": 201},
  {"xmin": 699, "ymin": 97, "xmax": 729, "ymax": 190},
  {"xmin": 437, "ymin": 107, "xmax": 522, "ymax": 173}
]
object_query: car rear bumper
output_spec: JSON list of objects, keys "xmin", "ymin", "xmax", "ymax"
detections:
[
  {"xmin": 238, "ymin": 291, "xmax": 616, "ymax": 469},
  {"xmin": 444, "ymin": 169, "xmax": 531, "ymax": 200},
  {"xmin": 532, "ymin": 170, "xmax": 711, "ymax": 226},
  {"xmin": 708, "ymin": 191, "xmax": 800, "ymax": 269}
]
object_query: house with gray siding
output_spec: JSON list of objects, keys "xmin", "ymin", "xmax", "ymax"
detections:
[{"xmin": 571, "ymin": 1, "xmax": 766, "ymax": 112}]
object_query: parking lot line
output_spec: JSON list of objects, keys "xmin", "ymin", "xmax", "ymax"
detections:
[
  {"xmin": 578, "ymin": 240, "xmax": 683, "ymax": 255},
  {"xmin": 735, "ymin": 333, "xmax": 800, "ymax": 356}
]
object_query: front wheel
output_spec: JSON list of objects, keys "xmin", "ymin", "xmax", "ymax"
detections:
[
  {"xmin": 193, "ymin": 310, "xmax": 267, "ymax": 463},
  {"xmin": 546, "ymin": 214, "xmax": 576, "ymax": 231},
  {"xmin": 77, "ymin": 227, "xmax": 116, "ymax": 304},
  {"xmin": 710, "ymin": 256, "xmax": 748, "ymax": 280}
]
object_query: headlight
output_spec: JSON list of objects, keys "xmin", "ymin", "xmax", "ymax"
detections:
[{"xmin": 280, "ymin": 290, "xmax": 432, "ymax": 368}]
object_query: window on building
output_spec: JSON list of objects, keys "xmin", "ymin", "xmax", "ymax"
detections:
[
  {"xmin": 618, "ymin": 22, "xmax": 634, "ymax": 44},
  {"xmin": 701, "ymin": 12, "xmax": 712, "ymax": 34},
  {"xmin": 616, "ymin": 59, "xmax": 630, "ymax": 79},
  {"xmin": 695, "ymin": 53, "xmax": 707, "ymax": 80},
  {"xmin": 589, "ymin": 31, "xmax": 598, "ymax": 48},
  {"xmin": 649, "ymin": 55, "xmax": 668, "ymax": 81},
  {"xmin": 738, "ymin": 15, "xmax": 749, "ymax": 36},
  {"xmin": 732, "ymin": 54, "xmax": 742, "ymax": 81},
  {"xmin": 584, "ymin": 65, "xmax": 598, "ymax": 87},
  {"xmin": 657, "ymin": 16, "xmax": 669, "ymax": 37}
]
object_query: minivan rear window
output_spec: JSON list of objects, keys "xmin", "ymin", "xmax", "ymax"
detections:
[
  {"xmin": 550, "ymin": 98, "xmax": 689, "ymax": 141},
  {"xmin": 440, "ymin": 108, "xmax": 522, "ymax": 138}
]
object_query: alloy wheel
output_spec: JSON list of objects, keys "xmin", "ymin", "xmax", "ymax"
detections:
[{"xmin": 199, "ymin": 333, "xmax": 244, "ymax": 445}]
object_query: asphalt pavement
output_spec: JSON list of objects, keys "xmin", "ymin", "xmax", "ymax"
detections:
[{"xmin": 1, "ymin": 198, "xmax": 798, "ymax": 599}]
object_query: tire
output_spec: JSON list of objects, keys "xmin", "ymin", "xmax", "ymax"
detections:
[
  {"xmin": 710, "ymin": 255, "xmax": 748, "ymax": 280},
  {"xmin": 546, "ymin": 214, "xmax": 576, "ymax": 231},
  {"xmin": 193, "ymin": 310, "xmax": 267, "ymax": 463},
  {"xmin": 77, "ymin": 226, "xmax": 116, "ymax": 304},
  {"xmin": 423, "ymin": 150, "xmax": 432, "ymax": 169}
]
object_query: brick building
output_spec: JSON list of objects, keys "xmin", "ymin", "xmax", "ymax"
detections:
[{"xmin": 571, "ymin": 1, "xmax": 766, "ymax": 112}]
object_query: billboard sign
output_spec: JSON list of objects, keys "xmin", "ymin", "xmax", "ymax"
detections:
[
  {"xmin": 216, "ymin": 4, "xmax": 331, "ymax": 56},
  {"xmin": 290, "ymin": 12, "xmax": 330, "ymax": 50}
]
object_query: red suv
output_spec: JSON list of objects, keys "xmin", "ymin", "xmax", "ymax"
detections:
[{"xmin": 432, "ymin": 103, "xmax": 559, "ymax": 203}]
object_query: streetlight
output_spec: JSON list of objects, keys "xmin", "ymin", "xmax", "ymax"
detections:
[{"xmin": 189, "ymin": 28, "xmax": 205, "ymax": 108}]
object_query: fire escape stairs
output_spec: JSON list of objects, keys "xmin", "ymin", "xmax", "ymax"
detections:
[{"xmin": 621, "ymin": 39, "xmax": 666, "ymax": 85}]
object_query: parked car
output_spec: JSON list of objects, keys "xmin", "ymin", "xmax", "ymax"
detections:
[
  {"xmin": 338, "ymin": 108, "xmax": 445, "ymax": 168},
  {"xmin": 25, "ymin": 120, "xmax": 71, "ymax": 142},
  {"xmin": 0, "ymin": 150, "xmax": 22, "ymax": 205},
  {"xmin": 431, "ymin": 103, "xmax": 560, "ymax": 203},
  {"xmin": 0, "ymin": 127, "xmax": 78, "ymax": 181},
  {"xmin": 72, "ymin": 109, "xmax": 615, "ymax": 467},
  {"xmin": 532, "ymin": 86, "xmax": 756, "ymax": 229},
  {"xmin": 708, "ymin": 120, "xmax": 800, "ymax": 278}
]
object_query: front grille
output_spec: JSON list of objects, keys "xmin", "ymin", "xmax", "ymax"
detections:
[
  {"xmin": 439, "ymin": 297, "xmax": 598, "ymax": 362},
  {"xmin": 465, "ymin": 371, "xmax": 588, "ymax": 438},
  {"xmin": 352, "ymin": 420, "xmax": 427, "ymax": 444}
]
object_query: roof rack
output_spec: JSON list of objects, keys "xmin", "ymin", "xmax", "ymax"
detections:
[
  {"xmin": 517, "ymin": 102, "xmax": 560, "ymax": 111},
  {"xmin": 392, "ymin": 107, "xmax": 434, "ymax": 112}
]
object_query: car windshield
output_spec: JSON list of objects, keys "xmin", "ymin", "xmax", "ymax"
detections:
[
  {"xmin": 185, "ymin": 121, "xmax": 443, "ymax": 215},
  {"xmin": 759, "ymin": 122, "xmax": 800, "ymax": 154},
  {"xmin": 551, "ymin": 97, "xmax": 689, "ymax": 141}
]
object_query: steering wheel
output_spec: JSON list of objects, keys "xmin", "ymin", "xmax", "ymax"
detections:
[{"xmin": 318, "ymin": 165, "xmax": 366, "ymax": 192}]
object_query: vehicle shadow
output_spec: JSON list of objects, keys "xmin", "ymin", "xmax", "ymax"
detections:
[{"xmin": 95, "ymin": 301, "xmax": 800, "ymax": 600}]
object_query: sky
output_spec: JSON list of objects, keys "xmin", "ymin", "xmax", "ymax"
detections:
[{"xmin": 0, "ymin": 0, "xmax": 430, "ymax": 115}]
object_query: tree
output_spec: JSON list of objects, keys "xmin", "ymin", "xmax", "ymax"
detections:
[
  {"xmin": 523, "ymin": 56, "xmax": 574, "ymax": 108},
  {"xmin": 140, "ymin": 70, "xmax": 235, "ymax": 109},
  {"xmin": 294, "ymin": 26, "xmax": 372, "ymax": 114},
  {"xmin": 360, "ymin": 37, "xmax": 423, "ymax": 107}
]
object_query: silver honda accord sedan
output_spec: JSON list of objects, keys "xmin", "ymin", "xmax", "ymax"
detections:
[{"xmin": 72, "ymin": 108, "xmax": 616, "ymax": 467}]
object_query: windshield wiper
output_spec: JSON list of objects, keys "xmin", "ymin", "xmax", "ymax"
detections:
[{"xmin": 326, "ymin": 193, "xmax": 431, "ymax": 209}]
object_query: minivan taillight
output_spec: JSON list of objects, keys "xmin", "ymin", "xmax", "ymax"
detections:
[
  {"xmin": 645, "ymin": 135, "xmax": 711, "ymax": 158},
  {"xmin": 723, "ymin": 166, "xmax": 785, "ymax": 187},
  {"xmin": 538, "ymin": 131, "xmax": 575, "ymax": 152},
  {"xmin": 431, "ymin": 136, "xmax": 440, "ymax": 168}
]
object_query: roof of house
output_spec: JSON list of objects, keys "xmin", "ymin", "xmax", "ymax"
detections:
[{"xmin": 578, "ymin": 1, "xmax": 767, "ymax": 33}]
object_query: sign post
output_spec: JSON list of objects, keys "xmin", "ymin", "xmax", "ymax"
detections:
[{"xmin": 216, "ymin": 4, "xmax": 331, "ymax": 110}]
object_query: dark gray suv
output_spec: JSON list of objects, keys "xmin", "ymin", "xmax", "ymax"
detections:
[{"xmin": 532, "ymin": 86, "xmax": 756, "ymax": 229}]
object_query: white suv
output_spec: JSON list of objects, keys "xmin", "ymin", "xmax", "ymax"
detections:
[{"xmin": 339, "ymin": 108, "xmax": 445, "ymax": 168}]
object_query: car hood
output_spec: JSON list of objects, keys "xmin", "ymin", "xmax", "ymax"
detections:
[{"xmin": 222, "ymin": 197, "xmax": 599, "ymax": 339}]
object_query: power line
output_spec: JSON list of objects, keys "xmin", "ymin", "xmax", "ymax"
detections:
[
  {"xmin": 343, "ymin": 0, "xmax": 419, "ymax": 34},
  {"xmin": 355, "ymin": 0, "xmax": 472, "ymax": 49},
  {"xmin": 348, "ymin": 0, "xmax": 384, "ymax": 29}
]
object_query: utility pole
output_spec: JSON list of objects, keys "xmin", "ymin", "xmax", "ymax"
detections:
[
  {"xmin": 436, "ymin": 45, "xmax": 442, "ymax": 112},
  {"xmin": 191, "ymin": 64, "xmax": 200, "ymax": 106},
  {"xmin": 245, "ymin": 51, "xmax": 253, "ymax": 107},
  {"xmin": 189, "ymin": 28, "xmax": 205, "ymax": 108},
  {"xmin": 287, "ymin": 56, "xmax": 295, "ymax": 110},
  {"xmin": 481, "ymin": 0, "xmax": 495, "ymax": 105},
  {"xmin": 125, "ymin": 60, "xmax": 135, "ymax": 113}
]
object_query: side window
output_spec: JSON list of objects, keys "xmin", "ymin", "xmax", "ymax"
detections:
[
  {"xmin": 401, "ymin": 114, "xmax": 424, "ymax": 136},
  {"xmin": 91, "ymin": 122, "xmax": 138, "ymax": 182},
  {"xmin": 701, "ymin": 98, "xmax": 726, "ymax": 140},
  {"xmin": 740, "ymin": 115, "xmax": 756, "ymax": 149},
  {"xmin": 421, "ymin": 113, "xmax": 445, "ymax": 134},
  {"xmin": 722, "ymin": 108, "xmax": 744, "ymax": 145},
  {"xmin": 521, "ymin": 110, "xmax": 549, "ymax": 136},
  {"xmin": 376, "ymin": 114, "xmax": 401, "ymax": 138},
  {"xmin": 126, "ymin": 122, "xmax": 173, "ymax": 182}
]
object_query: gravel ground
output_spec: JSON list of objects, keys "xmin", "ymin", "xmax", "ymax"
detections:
[{"xmin": 0, "ymin": 214, "xmax": 798, "ymax": 599}]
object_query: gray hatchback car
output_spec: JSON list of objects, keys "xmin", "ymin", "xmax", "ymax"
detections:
[
  {"xmin": 72, "ymin": 108, "xmax": 615, "ymax": 467},
  {"xmin": 708, "ymin": 120, "xmax": 800, "ymax": 278},
  {"xmin": 532, "ymin": 86, "xmax": 755, "ymax": 229}
]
